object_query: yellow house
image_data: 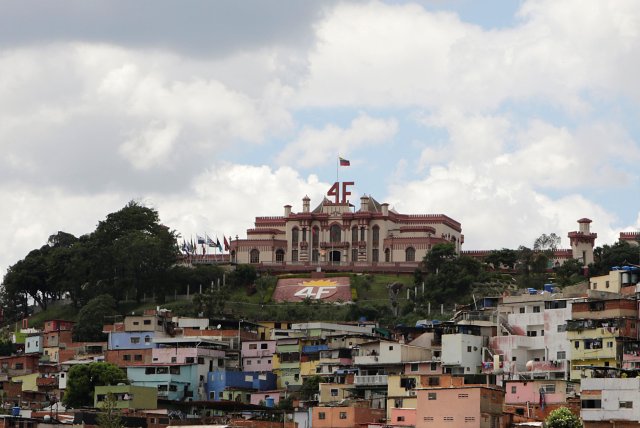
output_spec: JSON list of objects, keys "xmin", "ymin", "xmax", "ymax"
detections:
[
  {"xmin": 12, "ymin": 373, "xmax": 39, "ymax": 392},
  {"xmin": 319, "ymin": 382, "xmax": 351, "ymax": 403},
  {"xmin": 386, "ymin": 374, "xmax": 419, "ymax": 421}
]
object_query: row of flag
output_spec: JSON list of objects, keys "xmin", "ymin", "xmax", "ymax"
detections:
[{"xmin": 180, "ymin": 234, "xmax": 230, "ymax": 255}]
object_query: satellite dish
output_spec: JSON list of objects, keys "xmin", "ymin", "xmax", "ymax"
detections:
[{"xmin": 217, "ymin": 324, "xmax": 222, "ymax": 329}]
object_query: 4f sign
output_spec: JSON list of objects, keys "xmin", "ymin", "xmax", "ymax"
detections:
[
  {"xmin": 327, "ymin": 181, "xmax": 354, "ymax": 204},
  {"xmin": 294, "ymin": 287, "xmax": 335, "ymax": 299}
]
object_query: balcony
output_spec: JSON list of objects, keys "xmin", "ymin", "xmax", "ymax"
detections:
[
  {"xmin": 354, "ymin": 374, "xmax": 388, "ymax": 386},
  {"xmin": 320, "ymin": 241, "xmax": 350, "ymax": 249}
]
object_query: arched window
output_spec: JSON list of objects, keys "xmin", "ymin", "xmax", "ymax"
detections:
[
  {"xmin": 372, "ymin": 226, "xmax": 380, "ymax": 245},
  {"xmin": 250, "ymin": 249, "xmax": 260, "ymax": 264},
  {"xmin": 405, "ymin": 247, "xmax": 416, "ymax": 262},
  {"xmin": 385, "ymin": 248, "xmax": 391, "ymax": 262},
  {"xmin": 275, "ymin": 249, "xmax": 285, "ymax": 262},
  {"xmin": 351, "ymin": 227, "xmax": 358, "ymax": 243},
  {"xmin": 292, "ymin": 227, "xmax": 299, "ymax": 245},
  {"xmin": 330, "ymin": 224, "xmax": 341, "ymax": 243}
]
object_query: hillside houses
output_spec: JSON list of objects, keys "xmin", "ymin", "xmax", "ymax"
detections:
[{"xmin": 3, "ymin": 268, "xmax": 640, "ymax": 427}]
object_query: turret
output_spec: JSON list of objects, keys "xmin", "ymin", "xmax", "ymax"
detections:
[
  {"xmin": 302, "ymin": 196, "xmax": 310, "ymax": 213},
  {"xmin": 568, "ymin": 218, "xmax": 597, "ymax": 265},
  {"xmin": 284, "ymin": 205, "xmax": 292, "ymax": 217}
]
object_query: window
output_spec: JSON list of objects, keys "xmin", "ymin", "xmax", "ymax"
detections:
[
  {"xmin": 318, "ymin": 412, "xmax": 326, "ymax": 420},
  {"xmin": 134, "ymin": 354, "xmax": 142, "ymax": 361},
  {"xmin": 185, "ymin": 357, "xmax": 195, "ymax": 363},
  {"xmin": 352, "ymin": 227, "xmax": 358, "ymax": 243},
  {"xmin": 249, "ymin": 344, "xmax": 257, "ymax": 349},
  {"xmin": 533, "ymin": 306, "xmax": 540, "ymax": 313},
  {"xmin": 405, "ymin": 247, "xmax": 415, "ymax": 262},
  {"xmin": 527, "ymin": 331, "xmax": 537, "ymax": 337},
  {"xmin": 541, "ymin": 384, "xmax": 556, "ymax": 393},
  {"xmin": 581, "ymin": 399, "xmax": 601, "ymax": 409},
  {"xmin": 144, "ymin": 335, "xmax": 151, "ymax": 343},
  {"xmin": 143, "ymin": 319, "xmax": 151, "ymax": 325},
  {"xmin": 411, "ymin": 363, "xmax": 419, "ymax": 372},
  {"xmin": 352, "ymin": 248, "xmax": 358, "ymax": 262},
  {"xmin": 511, "ymin": 386, "xmax": 516, "ymax": 393},
  {"xmin": 557, "ymin": 351, "xmax": 566, "ymax": 360},
  {"xmin": 620, "ymin": 401, "xmax": 633, "ymax": 409},
  {"xmin": 430, "ymin": 362, "xmax": 437, "ymax": 371},
  {"xmin": 467, "ymin": 346, "xmax": 472, "ymax": 352},
  {"xmin": 428, "ymin": 392, "xmax": 437, "ymax": 400},
  {"xmin": 292, "ymin": 250, "xmax": 298, "ymax": 262},
  {"xmin": 171, "ymin": 357, "xmax": 177, "ymax": 363},
  {"xmin": 464, "ymin": 417, "xmax": 475, "ymax": 422},
  {"xmin": 389, "ymin": 345, "xmax": 394, "ymax": 350},
  {"xmin": 312, "ymin": 250, "xmax": 319, "ymax": 262},
  {"xmin": 385, "ymin": 248, "xmax": 390, "ymax": 262},
  {"xmin": 360, "ymin": 227, "xmax": 365, "ymax": 241},
  {"xmin": 292, "ymin": 228, "xmax": 299, "ymax": 245},
  {"xmin": 261, "ymin": 343, "xmax": 268, "ymax": 349},
  {"xmin": 330, "ymin": 224, "xmax": 341, "ymax": 243},
  {"xmin": 372, "ymin": 249, "xmax": 379, "ymax": 262},
  {"xmin": 198, "ymin": 357, "xmax": 205, "ymax": 364},
  {"xmin": 247, "ymin": 360, "xmax": 252, "ymax": 365},
  {"xmin": 312, "ymin": 227, "xmax": 319, "ymax": 247},
  {"xmin": 331, "ymin": 388, "xmax": 339, "ymax": 397},
  {"xmin": 607, "ymin": 341, "xmax": 614, "ymax": 348},
  {"xmin": 424, "ymin": 417, "xmax": 434, "ymax": 422},
  {"xmin": 250, "ymin": 249, "xmax": 260, "ymax": 263},
  {"xmin": 575, "ymin": 341, "xmax": 580, "ymax": 349},
  {"xmin": 372, "ymin": 226, "xmax": 379, "ymax": 245},
  {"xmin": 123, "ymin": 354, "xmax": 131, "ymax": 361},
  {"xmin": 557, "ymin": 324, "xmax": 567, "ymax": 332},
  {"xmin": 169, "ymin": 366, "xmax": 180, "ymax": 374},
  {"xmin": 130, "ymin": 337, "xmax": 140, "ymax": 344},
  {"xmin": 275, "ymin": 249, "xmax": 285, "ymax": 262},
  {"xmin": 519, "ymin": 307, "xmax": 525, "ymax": 313},
  {"xmin": 145, "ymin": 367, "xmax": 156, "ymax": 374},
  {"xmin": 428, "ymin": 377, "xmax": 439, "ymax": 386},
  {"xmin": 339, "ymin": 412, "xmax": 347, "ymax": 419},
  {"xmin": 397, "ymin": 416, "xmax": 405, "ymax": 422},
  {"xmin": 443, "ymin": 416, "xmax": 454, "ymax": 421}
]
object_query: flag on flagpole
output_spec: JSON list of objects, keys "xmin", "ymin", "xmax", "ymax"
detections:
[
  {"xmin": 206, "ymin": 234, "xmax": 216, "ymax": 247},
  {"xmin": 223, "ymin": 236, "xmax": 230, "ymax": 251},
  {"xmin": 196, "ymin": 235, "xmax": 205, "ymax": 245},
  {"xmin": 339, "ymin": 157, "xmax": 350, "ymax": 166},
  {"xmin": 216, "ymin": 237, "xmax": 223, "ymax": 252}
]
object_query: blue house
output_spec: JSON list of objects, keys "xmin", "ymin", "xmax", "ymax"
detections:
[
  {"xmin": 108, "ymin": 331, "xmax": 157, "ymax": 350},
  {"xmin": 127, "ymin": 364, "xmax": 201, "ymax": 401},
  {"xmin": 207, "ymin": 370, "xmax": 277, "ymax": 402}
]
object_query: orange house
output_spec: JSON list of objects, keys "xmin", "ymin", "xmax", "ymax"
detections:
[{"xmin": 312, "ymin": 406, "xmax": 386, "ymax": 428}]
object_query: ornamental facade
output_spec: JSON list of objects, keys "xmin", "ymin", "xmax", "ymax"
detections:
[{"xmin": 229, "ymin": 184, "xmax": 463, "ymax": 269}]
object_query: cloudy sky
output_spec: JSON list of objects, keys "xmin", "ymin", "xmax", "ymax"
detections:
[{"xmin": 2, "ymin": 0, "xmax": 640, "ymax": 276}]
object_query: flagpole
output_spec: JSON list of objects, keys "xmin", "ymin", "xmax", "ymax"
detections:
[{"xmin": 336, "ymin": 156, "xmax": 339, "ymax": 183}]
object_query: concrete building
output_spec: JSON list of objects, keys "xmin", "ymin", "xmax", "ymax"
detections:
[
  {"xmin": 581, "ymin": 377, "xmax": 640, "ymax": 427},
  {"xmin": 415, "ymin": 385, "xmax": 504, "ymax": 428},
  {"xmin": 94, "ymin": 385, "xmax": 158, "ymax": 410}
]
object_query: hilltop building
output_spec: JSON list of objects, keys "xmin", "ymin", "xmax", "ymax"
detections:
[{"xmin": 230, "ymin": 191, "xmax": 463, "ymax": 270}]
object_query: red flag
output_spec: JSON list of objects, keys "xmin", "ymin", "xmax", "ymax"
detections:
[
  {"xmin": 339, "ymin": 157, "xmax": 350, "ymax": 166},
  {"xmin": 224, "ymin": 236, "xmax": 230, "ymax": 251}
]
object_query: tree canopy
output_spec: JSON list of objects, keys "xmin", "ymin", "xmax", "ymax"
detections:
[
  {"xmin": 73, "ymin": 294, "xmax": 119, "ymax": 342},
  {"xmin": 63, "ymin": 362, "xmax": 128, "ymax": 408},
  {"xmin": 1, "ymin": 201, "xmax": 179, "ymax": 321},
  {"xmin": 545, "ymin": 407, "xmax": 582, "ymax": 428}
]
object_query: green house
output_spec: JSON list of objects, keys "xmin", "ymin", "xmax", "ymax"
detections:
[{"xmin": 94, "ymin": 385, "xmax": 157, "ymax": 410}]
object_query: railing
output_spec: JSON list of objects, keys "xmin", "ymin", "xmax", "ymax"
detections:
[{"xmin": 354, "ymin": 374, "xmax": 388, "ymax": 386}]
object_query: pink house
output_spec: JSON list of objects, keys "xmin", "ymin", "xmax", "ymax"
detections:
[
  {"xmin": 242, "ymin": 340, "xmax": 276, "ymax": 372},
  {"xmin": 250, "ymin": 390, "xmax": 284, "ymax": 406},
  {"xmin": 388, "ymin": 408, "xmax": 416, "ymax": 426},
  {"xmin": 504, "ymin": 379, "xmax": 579, "ymax": 420},
  {"xmin": 416, "ymin": 385, "xmax": 504, "ymax": 428}
]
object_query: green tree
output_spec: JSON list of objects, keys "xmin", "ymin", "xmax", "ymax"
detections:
[
  {"xmin": 554, "ymin": 258, "xmax": 584, "ymax": 286},
  {"xmin": 97, "ymin": 393, "xmax": 124, "ymax": 428},
  {"xmin": 63, "ymin": 362, "xmax": 128, "ymax": 408},
  {"xmin": 484, "ymin": 248, "xmax": 518, "ymax": 270},
  {"xmin": 72, "ymin": 294, "xmax": 119, "ymax": 342},
  {"xmin": 229, "ymin": 264, "xmax": 257, "ymax": 289},
  {"xmin": 545, "ymin": 407, "xmax": 582, "ymax": 428},
  {"xmin": 299, "ymin": 375, "xmax": 324, "ymax": 400},
  {"xmin": 255, "ymin": 275, "xmax": 277, "ymax": 304},
  {"xmin": 422, "ymin": 243, "xmax": 456, "ymax": 274},
  {"xmin": 3, "ymin": 247, "xmax": 52, "ymax": 311},
  {"xmin": 590, "ymin": 241, "xmax": 640, "ymax": 276}
]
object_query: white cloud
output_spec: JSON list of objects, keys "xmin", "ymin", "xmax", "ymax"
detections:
[
  {"xmin": 277, "ymin": 113, "xmax": 398, "ymax": 168},
  {"xmin": 296, "ymin": 0, "xmax": 640, "ymax": 111}
]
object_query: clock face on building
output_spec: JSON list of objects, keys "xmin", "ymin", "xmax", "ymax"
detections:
[{"xmin": 272, "ymin": 277, "xmax": 352, "ymax": 302}]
